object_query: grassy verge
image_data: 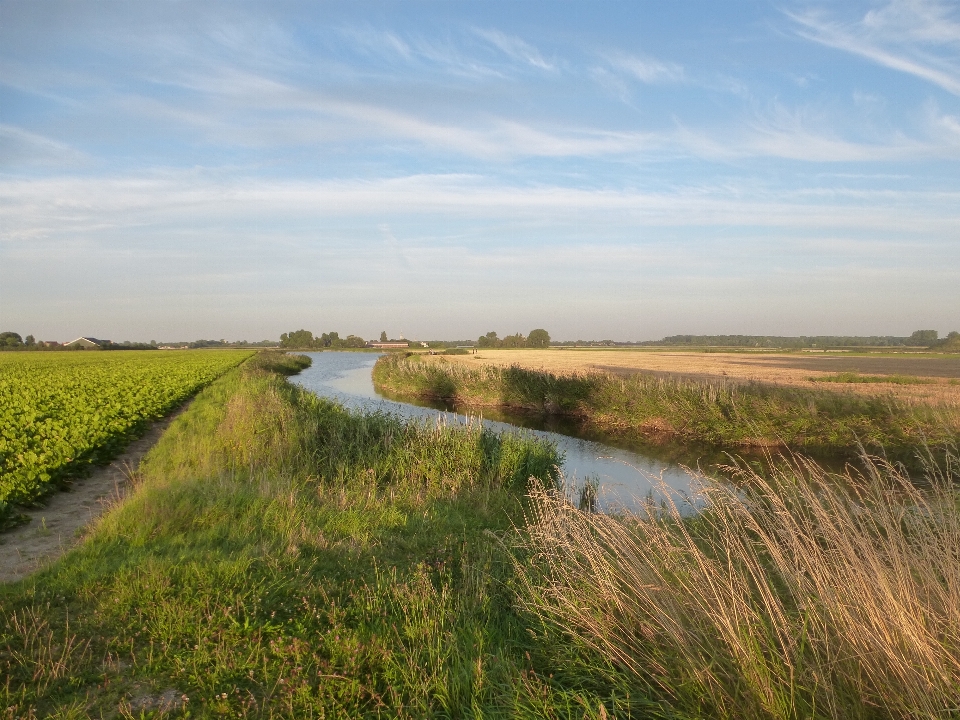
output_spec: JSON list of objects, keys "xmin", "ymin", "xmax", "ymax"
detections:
[
  {"xmin": 2, "ymin": 351, "xmax": 657, "ymax": 718},
  {"xmin": 810, "ymin": 372, "xmax": 933, "ymax": 385},
  {"xmin": 372, "ymin": 354, "xmax": 959, "ymax": 463},
  {"xmin": 517, "ymin": 451, "xmax": 960, "ymax": 719}
]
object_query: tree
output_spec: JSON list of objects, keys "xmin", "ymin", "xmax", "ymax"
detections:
[
  {"xmin": 319, "ymin": 331, "xmax": 341, "ymax": 348},
  {"xmin": 24, "ymin": 335, "xmax": 36, "ymax": 346},
  {"xmin": 344, "ymin": 335, "xmax": 367, "ymax": 348},
  {"xmin": 380, "ymin": 331, "xmax": 388, "ymax": 342},
  {"xmin": 909, "ymin": 330, "xmax": 938, "ymax": 346},
  {"xmin": 527, "ymin": 328, "xmax": 550, "ymax": 348},
  {"xmin": 0, "ymin": 332, "xmax": 23, "ymax": 348},
  {"xmin": 478, "ymin": 331, "xmax": 499, "ymax": 348},
  {"xmin": 501, "ymin": 333, "xmax": 526, "ymax": 348},
  {"xmin": 280, "ymin": 329, "xmax": 315, "ymax": 348}
]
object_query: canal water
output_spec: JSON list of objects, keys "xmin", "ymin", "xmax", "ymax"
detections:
[{"xmin": 288, "ymin": 351, "xmax": 709, "ymax": 510}]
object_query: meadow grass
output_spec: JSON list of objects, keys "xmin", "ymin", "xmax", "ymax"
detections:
[
  {"xmin": 810, "ymin": 372, "xmax": 933, "ymax": 385},
  {"xmin": 0, "ymin": 352, "xmax": 652, "ymax": 719},
  {"xmin": 373, "ymin": 354, "xmax": 959, "ymax": 465}
]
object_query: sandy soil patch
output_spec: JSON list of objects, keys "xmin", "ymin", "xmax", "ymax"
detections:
[
  {"xmin": 0, "ymin": 401, "xmax": 192, "ymax": 584},
  {"xmin": 436, "ymin": 349, "xmax": 960, "ymax": 406}
]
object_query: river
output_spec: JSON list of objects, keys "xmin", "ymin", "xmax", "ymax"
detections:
[{"xmin": 288, "ymin": 351, "xmax": 710, "ymax": 510}]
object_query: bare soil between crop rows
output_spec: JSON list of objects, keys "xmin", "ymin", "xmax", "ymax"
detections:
[{"xmin": 0, "ymin": 401, "xmax": 193, "ymax": 584}]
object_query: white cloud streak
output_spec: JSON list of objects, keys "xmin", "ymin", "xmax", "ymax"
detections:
[
  {"xmin": 0, "ymin": 124, "xmax": 88, "ymax": 166},
  {"xmin": 789, "ymin": 0, "xmax": 960, "ymax": 95},
  {"xmin": 604, "ymin": 51, "xmax": 684, "ymax": 84},
  {"xmin": 3, "ymin": 172, "xmax": 960, "ymax": 246},
  {"xmin": 473, "ymin": 28, "xmax": 554, "ymax": 70}
]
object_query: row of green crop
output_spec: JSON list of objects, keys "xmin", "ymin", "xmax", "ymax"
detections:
[
  {"xmin": 0, "ymin": 350, "xmax": 253, "ymax": 516},
  {"xmin": 372, "ymin": 354, "xmax": 959, "ymax": 462}
]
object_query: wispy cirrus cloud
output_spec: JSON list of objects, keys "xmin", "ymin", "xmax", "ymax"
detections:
[
  {"xmin": 472, "ymin": 28, "xmax": 555, "ymax": 70},
  {"xmin": 603, "ymin": 51, "xmax": 684, "ymax": 84},
  {"xmin": 0, "ymin": 124, "xmax": 88, "ymax": 167},
  {"xmin": 788, "ymin": 0, "xmax": 960, "ymax": 95},
  {"xmin": 4, "ymin": 171, "xmax": 960, "ymax": 244}
]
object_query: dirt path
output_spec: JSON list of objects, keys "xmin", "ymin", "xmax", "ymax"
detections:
[{"xmin": 0, "ymin": 401, "xmax": 192, "ymax": 584}]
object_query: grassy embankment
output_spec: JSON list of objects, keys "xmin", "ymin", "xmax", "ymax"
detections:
[
  {"xmin": 519, "ymin": 451, "xmax": 960, "ymax": 719},
  {"xmin": 373, "ymin": 354, "xmax": 959, "ymax": 464},
  {"xmin": 2, "ymin": 352, "xmax": 651, "ymax": 718},
  {"xmin": 5, "ymin": 351, "xmax": 960, "ymax": 718}
]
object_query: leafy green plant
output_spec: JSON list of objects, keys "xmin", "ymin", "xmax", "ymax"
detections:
[{"xmin": 0, "ymin": 349, "xmax": 253, "ymax": 522}]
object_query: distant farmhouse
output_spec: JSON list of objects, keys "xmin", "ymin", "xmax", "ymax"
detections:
[{"xmin": 64, "ymin": 336, "xmax": 109, "ymax": 349}]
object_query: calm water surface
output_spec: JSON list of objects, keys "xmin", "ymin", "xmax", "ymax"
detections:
[{"xmin": 288, "ymin": 352, "xmax": 708, "ymax": 509}]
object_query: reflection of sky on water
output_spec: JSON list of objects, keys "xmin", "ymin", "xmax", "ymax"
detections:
[{"xmin": 288, "ymin": 352, "xmax": 702, "ymax": 511}]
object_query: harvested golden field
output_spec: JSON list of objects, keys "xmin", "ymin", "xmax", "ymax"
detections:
[{"xmin": 435, "ymin": 349, "xmax": 960, "ymax": 406}]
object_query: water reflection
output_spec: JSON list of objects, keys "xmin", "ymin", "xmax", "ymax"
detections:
[{"xmin": 288, "ymin": 351, "xmax": 709, "ymax": 510}]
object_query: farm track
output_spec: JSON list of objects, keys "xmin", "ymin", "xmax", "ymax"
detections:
[{"xmin": 0, "ymin": 399, "xmax": 193, "ymax": 583}]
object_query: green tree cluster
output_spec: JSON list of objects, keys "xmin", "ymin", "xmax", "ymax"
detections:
[
  {"xmin": 931, "ymin": 331, "xmax": 960, "ymax": 352},
  {"xmin": 279, "ymin": 329, "xmax": 366, "ymax": 349},
  {"xmin": 907, "ymin": 330, "xmax": 960, "ymax": 351},
  {"xmin": 476, "ymin": 329, "xmax": 550, "ymax": 349},
  {"xmin": 909, "ymin": 330, "xmax": 939, "ymax": 346},
  {"xmin": 0, "ymin": 332, "xmax": 24, "ymax": 348}
]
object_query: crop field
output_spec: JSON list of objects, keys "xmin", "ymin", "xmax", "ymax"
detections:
[
  {"xmin": 435, "ymin": 348, "xmax": 960, "ymax": 406},
  {"xmin": 0, "ymin": 350, "xmax": 253, "ymax": 516}
]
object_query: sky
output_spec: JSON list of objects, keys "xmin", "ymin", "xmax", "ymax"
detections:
[{"xmin": 1, "ymin": 0, "xmax": 959, "ymax": 342}]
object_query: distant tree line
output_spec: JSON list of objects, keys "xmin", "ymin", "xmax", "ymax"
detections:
[
  {"xmin": 639, "ymin": 332, "xmax": 960, "ymax": 349},
  {"xmin": 279, "ymin": 329, "xmax": 367, "ymax": 349},
  {"xmin": 0, "ymin": 332, "xmax": 76, "ymax": 351},
  {"xmin": 1, "ymin": 332, "xmax": 34, "ymax": 349},
  {"xmin": 0, "ymin": 332, "xmax": 281, "ymax": 351},
  {"xmin": 476, "ymin": 329, "xmax": 550, "ymax": 348},
  {"xmin": 177, "ymin": 339, "xmax": 277, "ymax": 349},
  {"xmin": 922, "ymin": 330, "xmax": 960, "ymax": 351}
]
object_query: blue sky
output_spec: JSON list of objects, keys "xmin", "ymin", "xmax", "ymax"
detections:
[{"xmin": 1, "ymin": 0, "xmax": 958, "ymax": 342}]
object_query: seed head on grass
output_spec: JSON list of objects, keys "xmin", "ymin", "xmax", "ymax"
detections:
[{"xmin": 516, "ymin": 450, "xmax": 960, "ymax": 719}]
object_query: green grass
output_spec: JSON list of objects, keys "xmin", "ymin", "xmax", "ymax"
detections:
[
  {"xmin": 810, "ymin": 372, "xmax": 933, "ymax": 385},
  {"xmin": 372, "ymin": 355, "xmax": 959, "ymax": 464},
  {"xmin": 0, "ymin": 349, "xmax": 254, "ymax": 526},
  {"xmin": 1, "ymin": 352, "xmax": 658, "ymax": 718}
]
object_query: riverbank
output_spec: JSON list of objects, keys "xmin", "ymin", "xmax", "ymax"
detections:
[
  {"xmin": 372, "ymin": 353, "xmax": 960, "ymax": 464},
  {"xmin": 2, "ymin": 351, "xmax": 614, "ymax": 717},
  {"xmin": 4, "ymin": 351, "xmax": 960, "ymax": 717}
]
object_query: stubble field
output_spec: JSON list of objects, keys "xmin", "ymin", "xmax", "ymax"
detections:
[{"xmin": 438, "ymin": 348, "xmax": 960, "ymax": 406}]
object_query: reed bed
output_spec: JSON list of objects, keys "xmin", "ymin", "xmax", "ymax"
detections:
[
  {"xmin": 374, "ymin": 355, "xmax": 959, "ymax": 464},
  {"xmin": 516, "ymin": 452, "xmax": 960, "ymax": 719}
]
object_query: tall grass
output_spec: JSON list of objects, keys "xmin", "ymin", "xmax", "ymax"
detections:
[
  {"xmin": 5, "ymin": 352, "xmax": 650, "ymax": 718},
  {"xmin": 374, "ymin": 354, "xmax": 959, "ymax": 463},
  {"xmin": 516, "ymin": 451, "xmax": 960, "ymax": 719}
]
